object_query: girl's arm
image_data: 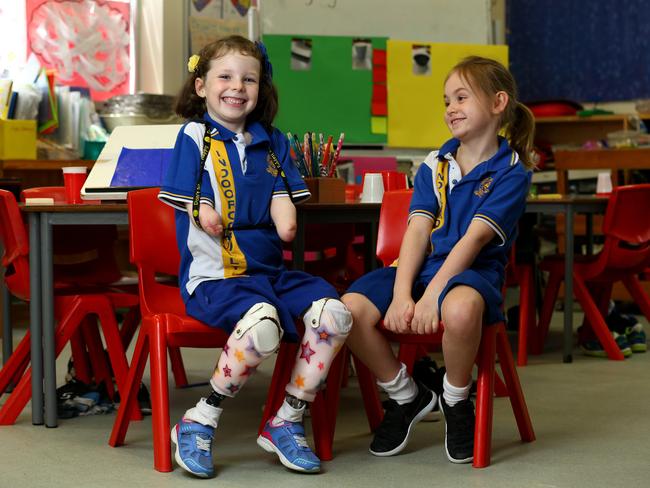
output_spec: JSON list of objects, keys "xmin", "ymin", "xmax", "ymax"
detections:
[
  {"xmin": 384, "ymin": 215, "xmax": 433, "ymax": 333},
  {"xmin": 185, "ymin": 202, "xmax": 223, "ymax": 237},
  {"xmin": 270, "ymin": 196, "xmax": 297, "ymax": 242},
  {"xmin": 410, "ymin": 220, "xmax": 495, "ymax": 334}
]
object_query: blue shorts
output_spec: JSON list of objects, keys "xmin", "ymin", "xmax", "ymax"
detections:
[
  {"xmin": 185, "ymin": 271, "xmax": 338, "ymax": 342},
  {"xmin": 347, "ymin": 265, "xmax": 504, "ymax": 325}
]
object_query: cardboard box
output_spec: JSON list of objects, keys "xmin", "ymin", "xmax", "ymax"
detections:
[
  {"xmin": 304, "ymin": 177, "xmax": 346, "ymax": 203},
  {"xmin": 0, "ymin": 119, "xmax": 37, "ymax": 160}
]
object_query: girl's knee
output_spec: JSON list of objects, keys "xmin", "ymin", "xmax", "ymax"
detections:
[
  {"xmin": 441, "ymin": 287, "xmax": 484, "ymax": 336},
  {"xmin": 341, "ymin": 292, "xmax": 381, "ymax": 330}
]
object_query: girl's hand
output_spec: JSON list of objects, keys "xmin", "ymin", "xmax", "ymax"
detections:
[
  {"xmin": 384, "ymin": 297, "xmax": 415, "ymax": 333},
  {"xmin": 411, "ymin": 293, "xmax": 440, "ymax": 335},
  {"xmin": 199, "ymin": 204, "xmax": 223, "ymax": 237}
]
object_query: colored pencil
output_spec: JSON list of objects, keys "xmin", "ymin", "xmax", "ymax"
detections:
[
  {"xmin": 328, "ymin": 132, "xmax": 345, "ymax": 177},
  {"xmin": 322, "ymin": 135, "xmax": 333, "ymax": 175}
]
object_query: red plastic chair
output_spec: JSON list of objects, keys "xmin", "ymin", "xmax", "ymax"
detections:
[
  {"xmin": 334, "ymin": 189, "xmax": 535, "ymax": 467},
  {"xmin": 0, "ymin": 189, "xmax": 138, "ymax": 424},
  {"xmin": 108, "ymin": 188, "xmax": 340, "ymax": 471},
  {"xmin": 19, "ymin": 186, "xmax": 141, "ymax": 386},
  {"xmin": 535, "ymin": 184, "xmax": 650, "ymax": 359}
]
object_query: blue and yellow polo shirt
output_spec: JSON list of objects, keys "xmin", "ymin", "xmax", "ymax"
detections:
[
  {"xmin": 159, "ymin": 114, "xmax": 310, "ymax": 301},
  {"xmin": 410, "ymin": 136, "xmax": 531, "ymax": 281}
]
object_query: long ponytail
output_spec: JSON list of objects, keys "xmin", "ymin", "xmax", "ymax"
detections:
[{"xmin": 508, "ymin": 102, "xmax": 536, "ymax": 169}]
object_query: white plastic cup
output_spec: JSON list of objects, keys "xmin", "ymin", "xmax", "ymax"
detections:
[
  {"xmin": 361, "ymin": 173, "xmax": 385, "ymax": 203},
  {"xmin": 62, "ymin": 166, "xmax": 88, "ymax": 204},
  {"xmin": 596, "ymin": 171, "xmax": 613, "ymax": 195}
]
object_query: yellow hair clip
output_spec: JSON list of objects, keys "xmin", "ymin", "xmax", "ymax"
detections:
[{"xmin": 187, "ymin": 54, "xmax": 200, "ymax": 73}]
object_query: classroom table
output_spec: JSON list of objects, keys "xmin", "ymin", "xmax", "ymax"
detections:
[
  {"xmin": 21, "ymin": 202, "xmax": 128, "ymax": 427},
  {"xmin": 19, "ymin": 195, "xmax": 607, "ymax": 427},
  {"xmin": 525, "ymin": 195, "xmax": 609, "ymax": 363},
  {"xmin": 292, "ymin": 202, "xmax": 382, "ymax": 273}
]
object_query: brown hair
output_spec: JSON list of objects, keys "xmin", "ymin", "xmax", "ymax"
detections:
[
  {"xmin": 447, "ymin": 56, "xmax": 536, "ymax": 169},
  {"xmin": 174, "ymin": 35, "xmax": 278, "ymax": 132}
]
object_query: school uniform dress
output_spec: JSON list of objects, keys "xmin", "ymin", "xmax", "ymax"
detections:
[
  {"xmin": 348, "ymin": 136, "xmax": 531, "ymax": 324},
  {"xmin": 159, "ymin": 114, "xmax": 337, "ymax": 341}
]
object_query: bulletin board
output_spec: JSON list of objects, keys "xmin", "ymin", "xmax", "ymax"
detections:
[
  {"xmin": 264, "ymin": 35, "xmax": 387, "ymax": 144},
  {"xmin": 387, "ymin": 41, "xmax": 508, "ymax": 148}
]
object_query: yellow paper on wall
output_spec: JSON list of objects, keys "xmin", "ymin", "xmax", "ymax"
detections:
[{"xmin": 387, "ymin": 41, "xmax": 508, "ymax": 148}]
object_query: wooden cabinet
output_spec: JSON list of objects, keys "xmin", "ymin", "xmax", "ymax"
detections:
[{"xmin": 535, "ymin": 114, "xmax": 631, "ymax": 146}]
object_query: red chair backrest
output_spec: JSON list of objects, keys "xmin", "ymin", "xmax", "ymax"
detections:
[
  {"xmin": 600, "ymin": 184, "xmax": 650, "ymax": 271},
  {"xmin": 376, "ymin": 189, "xmax": 413, "ymax": 266},
  {"xmin": 0, "ymin": 190, "xmax": 30, "ymax": 300},
  {"xmin": 127, "ymin": 188, "xmax": 183, "ymax": 316}
]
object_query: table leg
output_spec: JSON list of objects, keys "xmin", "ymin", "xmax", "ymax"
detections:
[
  {"xmin": 563, "ymin": 205, "xmax": 574, "ymax": 363},
  {"xmin": 29, "ymin": 214, "xmax": 44, "ymax": 425},
  {"xmin": 40, "ymin": 214, "xmax": 57, "ymax": 427}
]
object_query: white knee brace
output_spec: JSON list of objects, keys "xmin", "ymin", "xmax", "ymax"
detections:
[
  {"xmin": 234, "ymin": 302, "xmax": 283, "ymax": 355},
  {"xmin": 303, "ymin": 298, "xmax": 352, "ymax": 336}
]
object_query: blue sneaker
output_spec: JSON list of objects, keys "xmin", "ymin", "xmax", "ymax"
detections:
[
  {"xmin": 171, "ymin": 419, "xmax": 215, "ymax": 478},
  {"xmin": 256, "ymin": 417, "xmax": 320, "ymax": 473}
]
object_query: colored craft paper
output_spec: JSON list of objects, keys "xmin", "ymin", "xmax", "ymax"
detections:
[
  {"xmin": 371, "ymin": 116, "xmax": 387, "ymax": 134},
  {"xmin": 372, "ymin": 84, "xmax": 387, "ymax": 103},
  {"xmin": 373, "ymin": 49, "xmax": 387, "ymax": 66},
  {"xmin": 387, "ymin": 41, "xmax": 508, "ymax": 148},
  {"xmin": 372, "ymin": 66, "xmax": 387, "ymax": 83},
  {"xmin": 371, "ymin": 101, "xmax": 387, "ymax": 116},
  {"xmin": 264, "ymin": 35, "xmax": 387, "ymax": 144},
  {"xmin": 110, "ymin": 147, "xmax": 173, "ymax": 188}
]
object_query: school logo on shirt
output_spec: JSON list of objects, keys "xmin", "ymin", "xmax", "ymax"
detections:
[
  {"xmin": 474, "ymin": 176, "xmax": 493, "ymax": 198},
  {"xmin": 266, "ymin": 153, "xmax": 278, "ymax": 177}
]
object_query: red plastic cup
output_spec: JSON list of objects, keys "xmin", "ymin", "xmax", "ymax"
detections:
[
  {"xmin": 380, "ymin": 170, "xmax": 407, "ymax": 191},
  {"xmin": 62, "ymin": 166, "xmax": 88, "ymax": 204}
]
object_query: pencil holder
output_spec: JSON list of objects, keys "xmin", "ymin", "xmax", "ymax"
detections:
[{"xmin": 304, "ymin": 177, "xmax": 346, "ymax": 203}]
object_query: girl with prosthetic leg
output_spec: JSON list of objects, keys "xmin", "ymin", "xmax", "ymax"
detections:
[{"xmin": 159, "ymin": 36, "xmax": 352, "ymax": 478}]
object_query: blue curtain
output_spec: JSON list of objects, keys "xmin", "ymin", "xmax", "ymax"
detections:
[{"xmin": 507, "ymin": 0, "xmax": 650, "ymax": 102}]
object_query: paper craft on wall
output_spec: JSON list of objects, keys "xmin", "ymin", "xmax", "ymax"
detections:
[
  {"xmin": 26, "ymin": 0, "xmax": 133, "ymax": 102},
  {"xmin": 264, "ymin": 35, "xmax": 387, "ymax": 144},
  {"xmin": 387, "ymin": 40, "xmax": 508, "ymax": 148}
]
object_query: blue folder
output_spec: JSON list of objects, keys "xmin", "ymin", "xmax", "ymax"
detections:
[{"xmin": 109, "ymin": 147, "xmax": 173, "ymax": 188}]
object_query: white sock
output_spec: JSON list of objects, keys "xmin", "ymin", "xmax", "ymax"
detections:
[
  {"xmin": 184, "ymin": 398, "xmax": 223, "ymax": 428},
  {"xmin": 377, "ymin": 362, "xmax": 418, "ymax": 405},
  {"xmin": 442, "ymin": 373, "xmax": 471, "ymax": 407},
  {"xmin": 273, "ymin": 398, "xmax": 305, "ymax": 425}
]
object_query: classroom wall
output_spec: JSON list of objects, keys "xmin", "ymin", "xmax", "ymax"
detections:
[
  {"xmin": 260, "ymin": 0, "xmax": 493, "ymax": 43},
  {"xmin": 136, "ymin": 0, "xmax": 497, "ymax": 97}
]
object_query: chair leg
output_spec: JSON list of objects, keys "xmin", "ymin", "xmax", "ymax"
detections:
[
  {"xmin": 397, "ymin": 344, "xmax": 419, "ymax": 374},
  {"xmin": 495, "ymin": 325, "xmax": 535, "ymax": 443},
  {"xmin": 534, "ymin": 268, "xmax": 563, "ymax": 354},
  {"xmin": 119, "ymin": 305, "xmax": 141, "ymax": 349},
  {"xmin": 149, "ymin": 315, "xmax": 173, "ymax": 473},
  {"xmin": 69, "ymin": 329, "xmax": 92, "ymax": 384},
  {"xmin": 310, "ymin": 346, "xmax": 346, "ymax": 461},
  {"xmin": 622, "ymin": 275, "xmax": 650, "ymax": 322},
  {"xmin": 258, "ymin": 341, "xmax": 297, "ymax": 435},
  {"xmin": 517, "ymin": 264, "xmax": 535, "ymax": 366},
  {"xmin": 473, "ymin": 324, "xmax": 496, "ymax": 468},
  {"xmin": 352, "ymin": 355, "xmax": 383, "ymax": 432},
  {"xmin": 95, "ymin": 300, "xmax": 132, "ymax": 398},
  {"xmin": 493, "ymin": 372, "xmax": 508, "ymax": 398},
  {"xmin": 82, "ymin": 317, "xmax": 115, "ymax": 397},
  {"xmin": 0, "ymin": 331, "xmax": 31, "ymax": 396},
  {"xmin": 573, "ymin": 277, "xmax": 624, "ymax": 360},
  {"xmin": 169, "ymin": 347, "xmax": 188, "ymax": 388},
  {"xmin": 109, "ymin": 323, "xmax": 150, "ymax": 447}
]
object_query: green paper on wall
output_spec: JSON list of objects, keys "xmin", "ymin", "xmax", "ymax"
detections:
[{"xmin": 263, "ymin": 35, "xmax": 387, "ymax": 144}]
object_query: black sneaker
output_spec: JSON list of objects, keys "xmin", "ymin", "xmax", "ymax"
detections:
[
  {"xmin": 440, "ymin": 396, "xmax": 475, "ymax": 464},
  {"xmin": 369, "ymin": 381, "xmax": 436, "ymax": 457},
  {"xmin": 412, "ymin": 357, "xmax": 443, "ymax": 421}
]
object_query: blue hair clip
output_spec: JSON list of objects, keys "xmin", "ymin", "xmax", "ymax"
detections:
[{"xmin": 255, "ymin": 40, "xmax": 273, "ymax": 80}]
